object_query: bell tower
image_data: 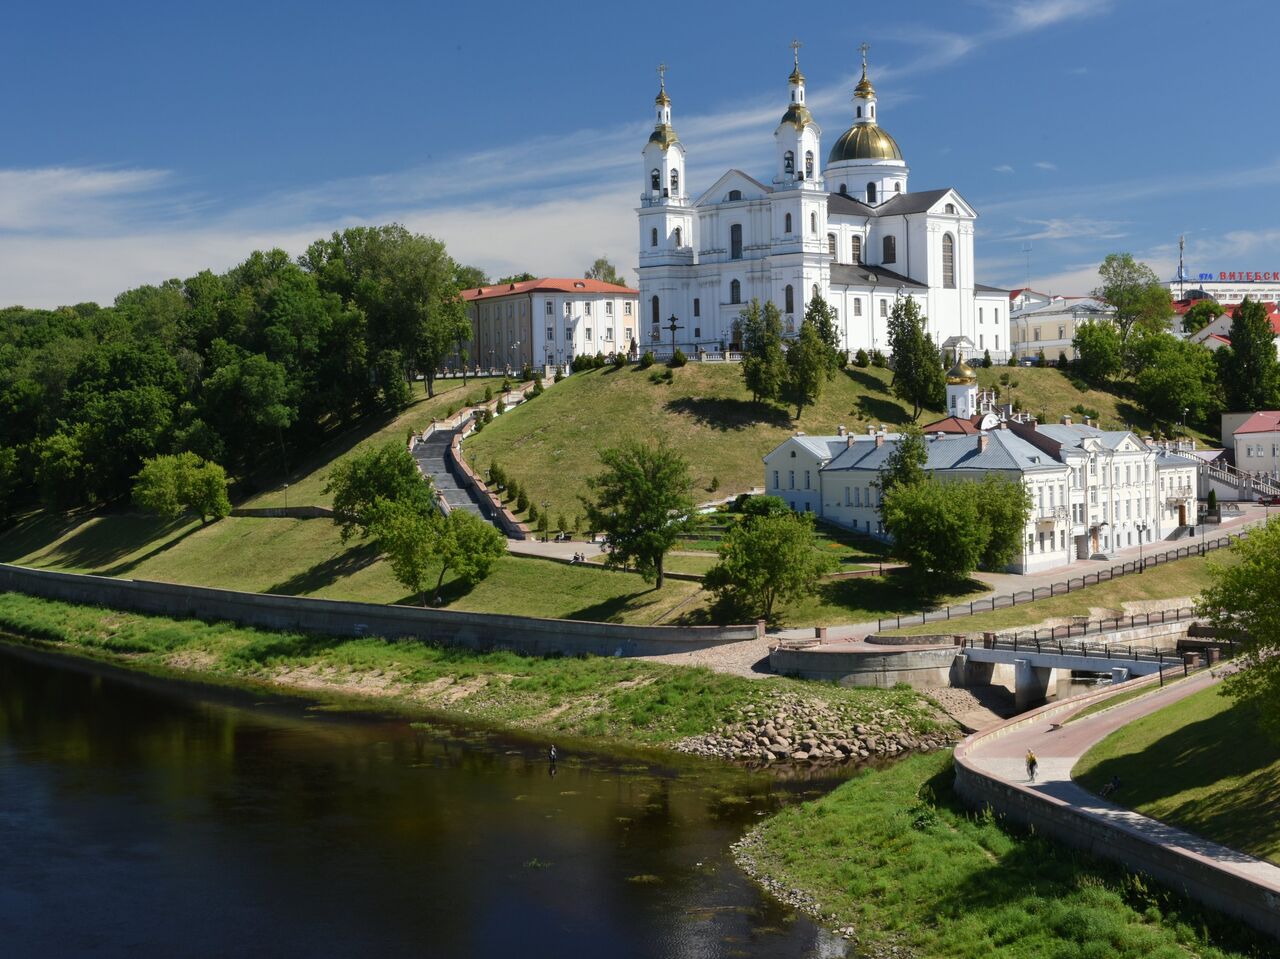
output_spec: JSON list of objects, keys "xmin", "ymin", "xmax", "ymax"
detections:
[{"xmin": 774, "ymin": 40, "xmax": 822, "ymax": 187}]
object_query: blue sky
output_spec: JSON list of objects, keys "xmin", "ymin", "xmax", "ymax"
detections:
[{"xmin": 3, "ymin": 0, "xmax": 1278, "ymax": 308}]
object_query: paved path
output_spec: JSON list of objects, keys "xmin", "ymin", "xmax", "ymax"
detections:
[{"xmin": 963, "ymin": 668, "xmax": 1280, "ymax": 894}]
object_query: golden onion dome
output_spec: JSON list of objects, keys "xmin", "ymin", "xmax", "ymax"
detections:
[
  {"xmin": 648, "ymin": 124, "xmax": 679, "ymax": 149},
  {"xmin": 788, "ymin": 64, "xmax": 805, "ymax": 85},
  {"xmin": 946, "ymin": 360, "xmax": 978, "ymax": 385},
  {"xmin": 655, "ymin": 88, "xmax": 671, "ymax": 106},
  {"xmin": 780, "ymin": 102, "xmax": 814, "ymax": 130},
  {"xmin": 827, "ymin": 123, "xmax": 903, "ymax": 163},
  {"xmin": 854, "ymin": 70, "xmax": 876, "ymax": 99}
]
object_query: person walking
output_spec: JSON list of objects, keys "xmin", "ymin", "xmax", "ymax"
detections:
[{"xmin": 1025, "ymin": 749, "xmax": 1038, "ymax": 783}]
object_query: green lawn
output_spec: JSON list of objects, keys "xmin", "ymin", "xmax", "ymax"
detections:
[
  {"xmin": 1074, "ymin": 685, "xmax": 1280, "ymax": 863},
  {"xmin": 0, "ymin": 591, "xmax": 948, "ymax": 748},
  {"xmin": 246, "ymin": 376, "xmax": 506, "ymax": 510},
  {"xmin": 741, "ymin": 750, "xmax": 1266, "ymax": 958}
]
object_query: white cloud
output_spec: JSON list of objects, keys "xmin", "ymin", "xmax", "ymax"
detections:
[
  {"xmin": 1034, "ymin": 161, "xmax": 1058, "ymax": 171},
  {"xmin": 1001, "ymin": 216, "xmax": 1127, "ymax": 241},
  {"xmin": 993, "ymin": 164, "xmax": 1016, "ymax": 174},
  {"xmin": 0, "ymin": 166, "xmax": 172, "ymax": 232}
]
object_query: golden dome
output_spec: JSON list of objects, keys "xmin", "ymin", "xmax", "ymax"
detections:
[
  {"xmin": 788, "ymin": 64, "xmax": 805, "ymax": 84},
  {"xmin": 827, "ymin": 123, "xmax": 903, "ymax": 163},
  {"xmin": 854, "ymin": 69, "xmax": 876, "ymax": 99},
  {"xmin": 648, "ymin": 124, "xmax": 679, "ymax": 149},
  {"xmin": 780, "ymin": 102, "xmax": 814, "ymax": 130},
  {"xmin": 946, "ymin": 360, "xmax": 978, "ymax": 385},
  {"xmin": 655, "ymin": 88, "xmax": 671, "ymax": 106}
]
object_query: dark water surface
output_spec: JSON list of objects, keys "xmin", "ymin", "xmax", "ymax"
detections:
[{"xmin": 0, "ymin": 643, "xmax": 851, "ymax": 958}]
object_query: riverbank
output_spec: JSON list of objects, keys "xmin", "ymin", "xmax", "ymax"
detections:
[
  {"xmin": 0, "ymin": 591, "xmax": 957, "ymax": 762},
  {"xmin": 734, "ymin": 750, "xmax": 1269, "ymax": 958}
]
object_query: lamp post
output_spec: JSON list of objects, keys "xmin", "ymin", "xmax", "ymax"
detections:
[
  {"xmin": 510, "ymin": 340, "xmax": 521, "ymax": 375},
  {"xmin": 542, "ymin": 500, "xmax": 550, "ymax": 542},
  {"xmin": 283, "ymin": 483, "xmax": 289, "ymax": 513},
  {"xmin": 1135, "ymin": 520, "xmax": 1148, "ymax": 572}
]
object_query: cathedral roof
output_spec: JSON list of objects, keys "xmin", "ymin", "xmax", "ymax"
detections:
[
  {"xmin": 946, "ymin": 360, "xmax": 978, "ymax": 385},
  {"xmin": 462, "ymin": 278, "xmax": 637, "ymax": 302},
  {"xmin": 829, "ymin": 263, "xmax": 926, "ymax": 290},
  {"xmin": 827, "ymin": 188, "xmax": 952, "ymax": 217},
  {"xmin": 827, "ymin": 123, "xmax": 903, "ymax": 163}
]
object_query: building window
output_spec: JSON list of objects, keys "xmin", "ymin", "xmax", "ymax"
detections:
[
  {"xmin": 979, "ymin": 307, "xmax": 984, "ymax": 324},
  {"xmin": 584, "ymin": 302, "xmax": 592, "ymax": 317},
  {"xmin": 851, "ymin": 235, "xmax": 862, "ymax": 264},
  {"xmin": 773, "ymin": 470, "xmax": 779, "ymax": 488},
  {"xmin": 827, "ymin": 233, "xmax": 836, "ymax": 256},
  {"xmin": 804, "ymin": 151, "xmax": 814, "ymax": 179},
  {"xmin": 650, "ymin": 169, "xmax": 660, "ymax": 190},
  {"xmin": 605, "ymin": 301, "xmax": 614, "ymax": 315},
  {"xmin": 783, "ymin": 151, "xmax": 794, "ymax": 175},
  {"xmin": 674, "ymin": 226, "xmax": 682, "ymax": 247},
  {"xmin": 942, "ymin": 233, "xmax": 955, "ymax": 288},
  {"xmin": 727, "ymin": 189, "xmax": 742, "ymax": 201},
  {"xmin": 1058, "ymin": 324, "xmax": 1065, "ymax": 339},
  {"xmin": 810, "ymin": 211, "xmax": 817, "ymax": 233},
  {"xmin": 564, "ymin": 302, "xmax": 572, "ymax": 317},
  {"xmin": 853, "ymin": 298, "xmax": 862, "ymax": 317},
  {"xmin": 650, "ymin": 228, "xmax": 657, "ymax": 247},
  {"xmin": 545, "ymin": 300, "xmax": 553, "ymax": 316},
  {"xmin": 585, "ymin": 327, "xmax": 592, "ymax": 340},
  {"xmin": 730, "ymin": 224, "xmax": 743, "ymax": 259},
  {"xmin": 624, "ymin": 301, "xmax": 632, "ymax": 316},
  {"xmin": 867, "ymin": 182, "xmax": 877, "ymax": 203},
  {"xmin": 788, "ymin": 471, "xmax": 795, "ymax": 489},
  {"xmin": 1034, "ymin": 329, "xmax": 1040, "ymax": 341},
  {"xmin": 880, "ymin": 299, "xmax": 888, "ymax": 318},
  {"xmin": 730, "ymin": 279, "xmax": 741, "ymax": 304},
  {"xmin": 565, "ymin": 325, "xmax": 572, "ymax": 340},
  {"xmin": 785, "ymin": 284, "xmax": 795, "ymax": 314},
  {"xmin": 693, "ymin": 298, "xmax": 700, "ymax": 317},
  {"xmin": 785, "ymin": 213, "xmax": 792, "ymax": 234},
  {"xmin": 945, "ymin": 203, "xmax": 956, "ymax": 214},
  {"xmin": 605, "ymin": 327, "xmax": 613, "ymax": 341},
  {"xmin": 624, "ymin": 327, "xmax": 632, "ymax": 343},
  {"xmin": 883, "ymin": 235, "xmax": 896, "ymax": 264},
  {"xmin": 670, "ymin": 168, "xmax": 679, "ymax": 194},
  {"xmin": 651, "ymin": 295, "xmax": 659, "ymax": 326},
  {"xmin": 546, "ymin": 326, "xmax": 554, "ymax": 341},
  {"xmin": 804, "ymin": 470, "xmax": 811, "ymax": 489},
  {"xmin": 693, "ymin": 326, "xmax": 700, "ymax": 338}
]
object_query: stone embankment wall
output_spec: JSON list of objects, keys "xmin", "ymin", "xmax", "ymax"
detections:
[
  {"xmin": 0, "ymin": 564, "xmax": 760, "ymax": 658},
  {"xmin": 230, "ymin": 506, "xmax": 335, "ymax": 519},
  {"xmin": 953, "ymin": 684, "xmax": 1280, "ymax": 941},
  {"xmin": 770, "ymin": 645, "xmax": 958, "ymax": 688}
]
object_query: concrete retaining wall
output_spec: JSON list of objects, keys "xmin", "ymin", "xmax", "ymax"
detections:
[
  {"xmin": 953, "ymin": 683, "xmax": 1280, "ymax": 941},
  {"xmin": 0, "ymin": 563, "xmax": 759, "ymax": 658},
  {"xmin": 230, "ymin": 506, "xmax": 335, "ymax": 519},
  {"xmin": 770, "ymin": 645, "xmax": 957, "ymax": 689}
]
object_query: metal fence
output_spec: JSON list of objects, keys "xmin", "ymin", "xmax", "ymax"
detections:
[{"xmin": 875, "ymin": 529, "xmax": 1248, "ymax": 633}]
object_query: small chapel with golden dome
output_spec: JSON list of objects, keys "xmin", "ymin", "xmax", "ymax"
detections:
[{"xmin": 636, "ymin": 43, "xmax": 1011, "ymax": 362}]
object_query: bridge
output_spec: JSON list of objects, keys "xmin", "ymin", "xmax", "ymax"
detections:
[{"xmin": 953, "ymin": 636, "xmax": 1194, "ymax": 710}]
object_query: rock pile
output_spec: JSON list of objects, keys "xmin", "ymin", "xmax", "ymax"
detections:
[{"xmin": 673, "ymin": 691, "xmax": 957, "ymax": 764}]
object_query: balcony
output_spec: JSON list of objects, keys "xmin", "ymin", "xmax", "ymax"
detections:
[{"xmin": 1035, "ymin": 506, "xmax": 1068, "ymax": 525}]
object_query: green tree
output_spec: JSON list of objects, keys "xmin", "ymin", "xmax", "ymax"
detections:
[
  {"xmin": 368, "ymin": 498, "xmax": 439, "ymax": 606},
  {"xmin": 584, "ymin": 257, "xmax": 624, "ymax": 286},
  {"xmin": 739, "ymin": 300, "xmax": 787, "ymax": 404},
  {"xmin": 878, "ymin": 423, "xmax": 928, "ymax": 503},
  {"xmin": 786, "ymin": 319, "xmax": 828, "ymax": 419},
  {"xmin": 495, "ymin": 272, "xmax": 537, "ymax": 284},
  {"xmin": 705, "ymin": 512, "xmax": 834, "ymax": 620},
  {"xmin": 972, "ymin": 473, "xmax": 1033, "ymax": 570},
  {"xmin": 1181, "ymin": 299, "xmax": 1223, "ymax": 335},
  {"xmin": 324, "ymin": 441, "xmax": 432, "ymax": 542},
  {"xmin": 1132, "ymin": 335, "xmax": 1219, "ymax": 426},
  {"xmin": 1220, "ymin": 298, "xmax": 1280, "ymax": 411},
  {"xmin": 741, "ymin": 494, "xmax": 792, "ymax": 520},
  {"xmin": 453, "ymin": 263, "xmax": 489, "ymax": 290},
  {"xmin": 433, "ymin": 509, "xmax": 507, "ymax": 597},
  {"xmin": 886, "ymin": 297, "xmax": 945, "ymax": 420},
  {"xmin": 35, "ymin": 430, "xmax": 87, "ymax": 508},
  {"xmin": 882, "ymin": 479, "xmax": 985, "ymax": 582},
  {"xmin": 582, "ymin": 439, "xmax": 694, "ymax": 588},
  {"xmin": 132, "ymin": 452, "xmax": 230, "ymax": 524},
  {"xmin": 0, "ymin": 446, "xmax": 19, "ymax": 521},
  {"xmin": 1072, "ymin": 320, "xmax": 1124, "ymax": 385},
  {"xmin": 1197, "ymin": 519, "xmax": 1280, "ymax": 741},
  {"xmin": 1093, "ymin": 253, "xmax": 1172, "ymax": 343},
  {"xmin": 803, "ymin": 294, "xmax": 843, "ymax": 375}
]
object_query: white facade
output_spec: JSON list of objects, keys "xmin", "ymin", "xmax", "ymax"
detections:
[
  {"xmin": 464, "ymin": 279, "xmax": 640, "ymax": 370},
  {"xmin": 637, "ymin": 53, "xmax": 1010, "ymax": 360},
  {"xmin": 1010, "ymin": 296, "xmax": 1113, "ymax": 361}
]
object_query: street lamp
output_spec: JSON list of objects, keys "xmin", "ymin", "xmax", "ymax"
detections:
[
  {"xmin": 1135, "ymin": 520, "xmax": 1148, "ymax": 571},
  {"xmin": 542, "ymin": 500, "xmax": 550, "ymax": 542}
]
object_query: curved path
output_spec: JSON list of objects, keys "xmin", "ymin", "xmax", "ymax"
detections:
[{"xmin": 955, "ymin": 669, "xmax": 1280, "ymax": 938}]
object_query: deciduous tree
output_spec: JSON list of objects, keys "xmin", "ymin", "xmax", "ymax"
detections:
[
  {"xmin": 705, "ymin": 511, "xmax": 834, "ymax": 620},
  {"xmin": 1093, "ymin": 253, "xmax": 1172, "ymax": 343},
  {"xmin": 132, "ymin": 452, "xmax": 231, "ymax": 524},
  {"xmin": 1181, "ymin": 299, "xmax": 1223, "ymax": 335},
  {"xmin": 1072, "ymin": 320, "xmax": 1123, "ymax": 385},
  {"xmin": 882, "ymin": 479, "xmax": 985, "ymax": 582},
  {"xmin": 584, "ymin": 257, "xmax": 624, "ymax": 286},
  {"xmin": 886, "ymin": 297, "xmax": 945, "ymax": 420},
  {"xmin": 1220, "ymin": 298, "xmax": 1280, "ymax": 412},
  {"xmin": 324, "ymin": 441, "xmax": 432, "ymax": 542}
]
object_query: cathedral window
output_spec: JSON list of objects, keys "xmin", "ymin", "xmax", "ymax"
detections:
[
  {"xmin": 856, "ymin": 106, "xmax": 862, "ymax": 118},
  {"xmin": 650, "ymin": 169, "xmax": 660, "ymax": 191},
  {"xmin": 853, "ymin": 298, "xmax": 862, "ymax": 317},
  {"xmin": 880, "ymin": 299, "xmax": 888, "ymax": 317},
  {"xmin": 650, "ymin": 228, "xmax": 658, "ymax": 247},
  {"xmin": 730, "ymin": 224, "xmax": 743, "ymax": 259},
  {"xmin": 804, "ymin": 151, "xmax": 814, "ymax": 179},
  {"xmin": 785, "ymin": 285, "xmax": 794, "ymax": 314},
  {"xmin": 547, "ymin": 326, "xmax": 554, "ymax": 341},
  {"xmin": 812, "ymin": 283, "xmax": 819, "ymax": 302},
  {"xmin": 866, "ymin": 182, "xmax": 877, "ymax": 203},
  {"xmin": 810, "ymin": 212, "xmax": 817, "ymax": 233},
  {"xmin": 784, "ymin": 213, "xmax": 792, "ymax": 234},
  {"xmin": 883, "ymin": 235, "xmax": 896, "ymax": 264},
  {"xmin": 783, "ymin": 151, "xmax": 794, "ymax": 175},
  {"xmin": 605, "ymin": 301, "xmax": 614, "ymax": 315},
  {"xmin": 945, "ymin": 203, "xmax": 956, "ymax": 214},
  {"xmin": 651, "ymin": 295, "xmax": 660, "ymax": 325},
  {"xmin": 942, "ymin": 233, "xmax": 955, "ymax": 288},
  {"xmin": 730, "ymin": 279, "xmax": 741, "ymax": 304},
  {"xmin": 839, "ymin": 184, "xmax": 847, "ymax": 195},
  {"xmin": 827, "ymin": 233, "xmax": 836, "ymax": 257},
  {"xmin": 894, "ymin": 182, "xmax": 902, "ymax": 192},
  {"xmin": 851, "ymin": 235, "xmax": 862, "ymax": 264},
  {"xmin": 693, "ymin": 298, "xmax": 700, "ymax": 317},
  {"xmin": 727, "ymin": 189, "xmax": 742, "ymax": 201},
  {"xmin": 674, "ymin": 226, "xmax": 682, "ymax": 247},
  {"xmin": 670, "ymin": 169, "xmax": 679, "ymax": 194},
  {"xmin": 585, "ymin": 302, "xmax": 592, "ymax": 317}
]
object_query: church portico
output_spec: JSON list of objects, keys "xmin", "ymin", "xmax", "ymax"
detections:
[{"xmin": 636, "ymin": 44, "xmax": 1011, "ymax": 361}]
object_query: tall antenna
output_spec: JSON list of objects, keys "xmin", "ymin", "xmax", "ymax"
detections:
[
  {"xmin": 1178, "ymin": 234, "xmax": 1186, "ymax": 302},
  {"xmin": 1021, "ymin": 242, "xmax": 1033, "ymax": 292}
]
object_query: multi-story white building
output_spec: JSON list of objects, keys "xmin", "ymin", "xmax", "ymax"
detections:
[
  {"xmin": 636, "ymin": 50, "xmax": 1009, "ymax": 360},
  {"xmin": 763, "ymin": 362, "xmax": 1198, "ymax": 573},
  {"xmin": 463, "ymin": 278, "xmax": 639, "ymax": 371}
]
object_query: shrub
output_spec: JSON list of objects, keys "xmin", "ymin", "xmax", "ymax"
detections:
[
  {"xmin": 554, "ymin": 368, "xmax": 565, "ymax": 383},
  {"xmin": 638, "ymin": 350, "xmax": 656, "ymax": 369},
  {"xmin": 484, "ymin": 385, "xmax": 493, "ymax": 401},
  {"xmin": 594, "ymin": 352, "xmax": 607, "ymax": 369},
  {"xmin": 670, "ymin": 347, "xmax": 688, "ymax": 368},
  {"xmin": 516, "ymin": 490, "xmax": 529, "ymax": 514},
  {"xmin": 870, "ymin": 349, "xmax": 888, "ymax": 368},
  {"xmin": 649, "ymin": 368, "xmax": 674, "ymax": 385},
  {"xmin": 981, "ymin": 349, "xmax": 992, "ymax": 368},
  {"xmin": 1057, "ymin": 351, "xmax": 1069, "ymax": 368},
  {"xmin": 709, "ymin": 476, "xmax": 720, "ymax": 493},
  {"xmin": 1207, "ymin": 488, "xmax": 1218, "ymax": 511},
  {"xmin": 502, "ymin": 378, "xmax": 512, "ymax": 392},
  {"xmin": 612, "ymin": 352, "xmax": 626, "ymax": 370},
  {"xmin": 530, "ymin": 379, "xmax": 544, "ymax": 397},
  {"xmin": 488, "ymin": 461, "xmax": 505, "ymax": 489},
  {"xmin": 1007, "ymin": 355, "xmax": 1018, "ymax": 366},
  {"xmin": 527, "ymin": 502, "xmax": 539, "ymax": 524},
  {"xmin": 520, "ymin": 363, "xmax": 534, "ymax": 382},
  {"xmin": 854, "ymin": 348, "xmax": 870, "ymax": 368},
  {"xmin": 557, "ymin": 513, "xmax": 568, "ymax": 533},
  {"xmin": 1036, "ymin": 349, "xmax": 1047, "ymax": 367},
  {"xmin": 505, "ymin": 479, "xmax": 520, "ymax": 503}
]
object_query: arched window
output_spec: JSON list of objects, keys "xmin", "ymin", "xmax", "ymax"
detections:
[
  {"xmin": 727, "ymin": 189, "xmax": 742, "ymax": 201},
  {"xmin": 650, "ymin": 169, "xmax": 660, "ymax": 190},
  {"xmin": 944, "ymin": 203, "xmax": 956, "ymax": 214},
  {"xmin": 851, "ymin": 235, "xmax": 862, "ymax": 264},
  {"xmin": 812, "ymin": 283, "xmax": 820, "ymax": 302},
  {"xmin": 730, "ymin": 279, "xmax": 741, "ymax": 304},
  {"xmin": 785, "ymin": 284, "xmax": 794, "ymax": 314},
  {"xmin": 670, "ymin": 168, "xmax": 679, "ymax": 194},
  {"xmin": 883, "ymin": 235, "xmax": 896, "ymax": 264},
  {"xmin": 651, "ymin": 295, "xmax": 660, "ymax": 325},
  {"xmin": 856, "ymin": 106, "xmax": 862, "ymax": 118},
  {"xmin": 730, "ymin": 224, "xmax": 743, "ymax": 260},
  {"xmin": 650, "ymin": 227, "xmax": 658, "ymax": 247},
  {"xmin": 804, "ymin": 151, "xmax": 814, "ymax": 179},
  {"xmin": 839, "ymin": 184, "xmax": 847, "ymax": 195},
  {"xmin": 783, "ymin": 151, "xmax": 794, "ymax": 175},
  {"xmin": 942, "ymin": 233, "xmax": 955, "ymax": 288},
  {"xmin": 867, "ymin": 182, "xmax": 877, "ymax": 203},
  {"xmin": 894, "ymin": 182, "xmax": 902, "ymax": 192},
  {"xmin": 827, "ymin": 233, "xmax": 836, "ymax": 256},
  {"xmin": 784, "ymin": 213, "xmax": 792, "ymax": 234},
  {"xmin": 674, "ymin": 226, "xmax": 682, "ymax": 248},
  {"xmin": 810, "ymin": 211, "xmax": 817, "ymax": 233}
]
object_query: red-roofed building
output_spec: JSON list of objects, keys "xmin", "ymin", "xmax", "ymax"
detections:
[
  {"xmin": 1187, "ymin": 301, "xmax": 1280, "ymax": 357},
  {"xmin": 462, "ymin": 278, "xmax": 639, "ymax": 371},
  {"xmin": 1221, "ymin": 410, "xmax": 1280, "ymax": 481}
]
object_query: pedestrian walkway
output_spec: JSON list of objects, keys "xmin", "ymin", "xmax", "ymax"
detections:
[
  {"xmin": 957, "ymin": 669, "xmax": 1280, "ymax": 936},
  {"xmin": 411, "ymin": 427, "xmax": 488, "ymax": 518}
]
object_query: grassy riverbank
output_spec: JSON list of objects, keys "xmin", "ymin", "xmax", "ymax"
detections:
[
  {"xmin": 0, "ymin": 591, "xmax": 952, "ymax": 750},
  {"xmin": 736, "ymin": 750, "xmax": 1266, "ymax": 958},
  {"xmin": 1074, "ymin": 684, "xmax": 1280, "ymax": 864}
]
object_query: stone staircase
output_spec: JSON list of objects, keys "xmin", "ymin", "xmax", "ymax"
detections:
[{"xmin": 412, "ymin": 427, "xmax": 488, "ymax": 518}]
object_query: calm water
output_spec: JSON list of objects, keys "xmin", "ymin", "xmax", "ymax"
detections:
[{"xmin": 0, "ymin": 643, "xmax": 851, "ymax": 958}]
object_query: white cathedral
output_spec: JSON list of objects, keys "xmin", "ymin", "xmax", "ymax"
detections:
[{"xmin": 636, "ymin": 47, "xmax": 1011, "ymax": 361}]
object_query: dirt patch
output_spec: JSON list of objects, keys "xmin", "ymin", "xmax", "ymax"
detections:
[
  {"xmin": 166, "ymin": 649, "xmax": 218, "ymax": 670},
  {"xmin": 273, "ymin": 663, "xmax": 405, "ymax": 698}
]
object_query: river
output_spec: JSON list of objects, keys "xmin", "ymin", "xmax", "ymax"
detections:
[{"xmin": 0, "ymin": 643, "xmax": 852, "ymax": 958}]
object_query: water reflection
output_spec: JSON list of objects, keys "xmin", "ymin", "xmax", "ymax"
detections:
[{"xmin": 0, "ymin": 644, "xmax": 850, "ymax": 958}]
